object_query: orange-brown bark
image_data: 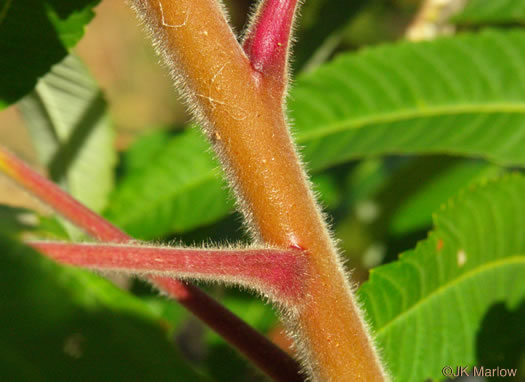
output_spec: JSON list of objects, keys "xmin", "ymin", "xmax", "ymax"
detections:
[{"xmin": 131, "ymin": 0, "xmax": 387, "ymax": 380}]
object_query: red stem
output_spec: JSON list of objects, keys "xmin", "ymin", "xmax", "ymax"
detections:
[
  {"xmin": 29, "ymin": 242, "xmax": 307, "ymax": 302},
  {"xmin": 0, "ymin": 148, "xmax": 129, "ymax": 243},
  {"xmin": 153, "ymin": 276, "xmax": 304, "ymax": 382},
  {"xmin": 0, "ymin": 147, "xmax": 304, "ymax": 382}
]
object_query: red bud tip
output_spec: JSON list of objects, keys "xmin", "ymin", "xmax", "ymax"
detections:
[{"xmin": 243, "ymin": 0, "xmax": 299, "ymax": 82}]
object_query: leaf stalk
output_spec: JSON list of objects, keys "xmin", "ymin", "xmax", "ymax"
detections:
[
  {"xmin": 0, "ymin": 146, "xmax": 304, "ymax": 382},
  {"xmin": 29, "ymin": 241, "xmax": 307, "ymax": 304}
]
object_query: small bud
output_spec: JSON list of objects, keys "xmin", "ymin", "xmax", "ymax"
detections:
[{"xmin": 243, "ymin": 0, "xmax": 299, "ymax": 92}]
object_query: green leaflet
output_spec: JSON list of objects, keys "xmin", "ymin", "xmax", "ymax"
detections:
[
  {"xmin": 105, "ymin": 129, "xmax": 234, "ymax": 239},
  {"xmin": 19, "ymin": 55, "xmax": 116, "ymax": 214},
  {"xmin": 0, "ymin": 0, "xmax": 99, "ymax": 108},
  {"xmin": 454, "ymin": 0, "xmax": 525, "ymax": 25},
  {"xmin": 291, "ymin": 28, "xmax": 525, "ymax": 171},
  {"xmin": 358, "ymin": 175, "xmax": 525, "ymax": 381},
  {"xmin": 0, "ymin": 235, "xmax": 209, "ymax": 381}
]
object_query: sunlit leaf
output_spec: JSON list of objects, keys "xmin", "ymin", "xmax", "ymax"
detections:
[
  {"xmin": 291, "ymin": 29, "xmax": 525, "ymax": 172},
  {"xmin": 454, "ymin": 0, "xmax": 525, "ymax": 25},
  {"xmin": 359, "ymin": 175, "xmax": 525, "ymax": 381},
  {"xmin": 19, "ymin": 55, "xmax": 116, "ymax": 214}
]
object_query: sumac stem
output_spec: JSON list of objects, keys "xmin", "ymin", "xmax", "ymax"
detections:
[
  {"xmin": 0, "ymin": 146, "xmax": 304, "ymax": 382},
  {"xmin": 130, "ymin": 0, "xmax": 388, "ymax": 380},
  {"xmin": 29, "ymin": 241, "xmax": 307, "ymax": 303}
]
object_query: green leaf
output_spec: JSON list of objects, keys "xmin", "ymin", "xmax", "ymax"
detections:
[
  {"xmin": 454, "ymin": 0, "xmax": 525, "ymax": 25},
  {"xmin": 19, "ymin": 55, "xmax": 116, "ymax": 215},
  {"xmin": 290, "ymin": 29, "xmax": 525, "ymax": 172},
  {"xmin": 105, "ymin": 129, "xmax": 233, "ymax": 239},
  {"xmin": 0, "ymin": 235, "xmax": 209, "ymax": 381},
  {"xmin": 0, "ymin": 0, "xmax": 100, "ymax": 108},
  {"xmin": 358, "ymin": 175, "xmax": 525, "ymax": 381}
]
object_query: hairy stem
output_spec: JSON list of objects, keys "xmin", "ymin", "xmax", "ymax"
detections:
[
  {"xmin": 130, "ymin": 0, "xmax": 387, "ymax": 380},
  {"xmin": 29, "ymin": 241, "xmax": 307, "ymax": 303},
  {"xmin": 0, "ymin": 146, "xmax": 304, "ymax": 382}
]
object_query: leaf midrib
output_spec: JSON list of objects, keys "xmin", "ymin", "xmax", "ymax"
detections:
[
  {"xmin": 373, "ymin": 255, "xmax": 525, "ymax": 338},
  {"xmin": 295, "ymin": 102, "xmax": 525, "ymax": 143}
]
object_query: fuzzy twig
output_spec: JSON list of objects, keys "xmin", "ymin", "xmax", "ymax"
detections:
[
  {"xmin": 0, "ymin": 146, "xmax": 304, "ymax": 382},
  {"xmin": 129, "ymin": 0, "xmax": 388, "ymax": 380},
  {"xmin": 29, "ymin": 241, "xmax": 307, "ymax": 304}
]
